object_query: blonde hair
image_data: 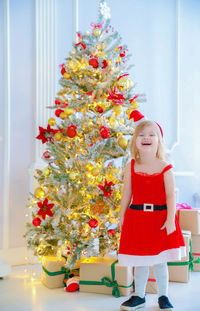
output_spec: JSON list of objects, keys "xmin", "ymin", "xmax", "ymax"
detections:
[{"xmin": 130, "ymin": 120, "xmax": 166, "ymax": 161}]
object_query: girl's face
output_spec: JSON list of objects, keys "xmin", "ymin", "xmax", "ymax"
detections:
[{"xmin": 136, "ymin": 125, "xmax": 159, "ymax": 155}]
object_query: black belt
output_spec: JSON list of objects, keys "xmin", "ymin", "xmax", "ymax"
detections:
[{"xmin": 129, "ymin": 204, "xmax": 167, "ymax": 211}]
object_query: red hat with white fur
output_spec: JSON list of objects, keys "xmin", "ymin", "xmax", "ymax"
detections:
[{"xmin": 129, "ymin": 110, "xmax": 163, "ymax": 138}]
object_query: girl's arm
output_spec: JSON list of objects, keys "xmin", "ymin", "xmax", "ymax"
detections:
[
  {"xmin": 161, "ymin": 169, "xmax": 176, "ymax": 234},
  {"xmin": 120, "ymin": 162, "xmax": 132, "ymax": 230}
]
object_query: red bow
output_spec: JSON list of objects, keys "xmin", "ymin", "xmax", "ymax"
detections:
[
  {"xmin": 75, "ymin": 42, "xmax": 86, "ymax": 50},
  {"xmin": 176, "ymin": 203, "xmax": 193, "ymax": 221},
  {"xmin": 90, "ymin": 21, "xmax": 104, "ymax": 30}
]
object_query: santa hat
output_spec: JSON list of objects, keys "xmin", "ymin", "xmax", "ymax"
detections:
[
  {"xmin": 64, "ymin": 276, "xmax": 80, "ymax": 292},
  {"xmin": 129, "ymin": 110, "xmax": 163, "ymax": 138},
  {"xmin": 129, "ymin": 110, "xmax": 145, "ymax": 124},
  {"xmin": 154, "ymin": 122, "xmax": 163, "ymax": 138}
]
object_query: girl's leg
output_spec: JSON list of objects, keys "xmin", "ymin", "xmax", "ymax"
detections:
[
  {"xmin": 134, "ymin": 265, "xmax": 149, "ymax": 298},
  {"xmin": 153, "ymin": 262, "xmax": 168, "ymax": 297},
  {"xmin": 120, "ymin": 266, "xmax": 148, "ymax": 310}
]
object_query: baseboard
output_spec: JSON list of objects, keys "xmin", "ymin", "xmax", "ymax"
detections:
[{"xmin": 0, "ymin": 247, "xmax": 40, "ymax": 266}]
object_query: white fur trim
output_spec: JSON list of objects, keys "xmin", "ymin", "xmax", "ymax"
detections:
[{"xmin": 118, "ymin": 247, "xmax": 186, "ymax": 266}]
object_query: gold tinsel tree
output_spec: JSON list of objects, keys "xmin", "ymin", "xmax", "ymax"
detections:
[{"xmin": 25, "ymin": 0, "xmax": 144, "ymax": 269}]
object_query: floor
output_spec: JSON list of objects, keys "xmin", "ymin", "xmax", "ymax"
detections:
[{"xmin": 0, "ymin": 264, "xmax": 200, "ymax": 311}]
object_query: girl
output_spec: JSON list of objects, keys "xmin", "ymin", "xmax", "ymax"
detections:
[{"xmin": 118, "ymin": 119, "xmax": 185, "ymax": 311}]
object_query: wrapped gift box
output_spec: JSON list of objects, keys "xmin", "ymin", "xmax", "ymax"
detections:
[
  {"xmin": 168, "ymin": 230, "xmax": 191, "ymax": 283},
  {"xmin": 42, "ymin": 256, "xmax": 79, "ymax": 289},
  {"xmin": 177, "ymin": 208, "xmax": 200, "ymax": 234},
  {"xmin": 191, "ymin": 235, "xmax": 200, "ymax": 272},
  {"xmin": 79, "ymin": 257, "xmax": 134, "ymax": 297},
  {"xmin": 146, "ymin": 266, "xmax": 158, "ymax": 294}
]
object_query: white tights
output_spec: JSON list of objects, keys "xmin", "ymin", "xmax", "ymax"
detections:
[{"xmin": 134, "ymin": 263, "xmax": 168, "ymax": 298}]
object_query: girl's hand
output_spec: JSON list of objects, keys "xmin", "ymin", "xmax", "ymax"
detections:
[
  {"xmin": 120, "ymin": 215, "xmax": 124, "ymax": 230},
  {"xmin": 161, "ymin": 219, "xmax": 176, "ymax": 235}
]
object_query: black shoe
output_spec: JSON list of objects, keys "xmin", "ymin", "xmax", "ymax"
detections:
[
  {"xmin": 120, "ymin": 295, "xmax": 146, "ymax": 310},
  {"xmin": 158, "ymin": 296, "xmax": 174, "ymax": 310}
]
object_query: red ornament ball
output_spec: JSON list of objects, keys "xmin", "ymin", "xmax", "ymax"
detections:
[
  {"xmin": 108, "ymin": 229, "xmax": 116, "ymax": 236},
  {"xmin": 32, "ymin": 217, "xmax": 41, "ymax": 227},
  {"xmin": 97, "ymin": 106, "xmax": 104, "ymax": 113},
  {"xmin": 66, "ymin": 125, "xmax": 77, "ymax": 138},
  {"xmin": 89, "ymin": 58, "xmax": 99, "ymax": 68},
  {"xmin": 55, "ymin": 109, "xmax": 64, "ymax": 117},
  {"xmin": 89, "ymin": 218, "xmax": 98, "ymax": 228}
]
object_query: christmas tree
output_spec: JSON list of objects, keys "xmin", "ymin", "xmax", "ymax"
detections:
[{"xmin": 25, "ymin": 0, "xmax": 144, "ymax": 269}]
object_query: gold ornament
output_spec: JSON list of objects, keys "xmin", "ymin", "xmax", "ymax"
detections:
[
  {"xmin": 64, "ymin": 107, "xmax": 74, "ymax": 116},
  {"xmin": 109, "ymin": 118, "xmax": 117, "ymax": 127},
  {"xmin": 63, "ymin": 73, "xmax": 71, "ymax": 79},
  {"xmin": 96, "ymin": 175, "xmax": 104, "ymax": 183},
  {"xmin": 119, "ymin": 117, "xmax": 124, "ymax": 125},
  {"xmin": 34, "ymin": 187, "xmax": 45, "ymax": 198},
  {"xmin": 69, "ymin": 171, "xmax": 78, "ymax": 180},
  {"xmin": 59, "ymin": 112, "xmax": 67, "ymax": 119},
  {"xmin": 68, "ymin": 61, "xmax": 75, "ymax": 69},
  {"xmin": 93, "ymin": 27, "xmax": 101, "ymax": 37},
  {"xmin": 126, "ymin": 109, "xmax": 131, "ymax": 117},
  {"xmin": 131, "ymin": 101, "xmax": 139, "ymax": 109},
  {"xmin": 98, "ymin": 52, "xmax": 107, "ymax": 60},
  {"xmin": 117, "ymin": 78, "xmax": 133, "ymax": 90},
  {"xmin": 86, "ymin": 163, "xmax": 94, "ymax": 171},
  {"xmin": 118, "ymin": 136, "xmax": 128, "ymax": 150},
  {"xmin": 91, "ymin": 167, "xmax": 99, "ymax": 176},
  {"xmin": 43, "ymin": 167, "xmax": 51, "ymax": 177},
  {"xmin": 113, "ymin": 105, "xmax": 122, "ymax": 115},
  {"xmin": 79, "ymin": 188, "xmax": 86, "ymax": 196},
  {"xmin": 102, "ymin": 98, "xmax": 110, "ymax": 108},
  {"xmin": 116, "ymin": 56, "xmax": 121, "ymax": 64},
  {"xmin": 54, "ymin": 132, "xmax": 63, "ymax": 141},
  {"xmin": 48, "ymin": 117, "xmax": 56, "ymax": 126},
  {"xmin": 85, "ymin": 194, "xmax": 92, "ymax": 201}
]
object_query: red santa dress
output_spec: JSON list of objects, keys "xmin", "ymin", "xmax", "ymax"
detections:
[{"xmin": 118, "ymin": 159, "xmax": 186, "ymax": 266}]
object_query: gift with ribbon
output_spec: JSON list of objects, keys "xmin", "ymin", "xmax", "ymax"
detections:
[
  {"xmin": 167, "ymin": 230, "xmax": 197, "ymax": 282},
  {"xmin": 79, "ymin": 257, "xmax": 134, "ymax": 297},
  {"xmin": 146, "ymin": 266, "xmax": 158, "ymax": 294},
  {"xmin": 176, "ymin": 203, "xmax": 200, "ymax": 234},
  {"xmin": 191, "ymin": 234, "xmax": 200, "ymax": 272},
  {"xmin": 41, "ymin": 256, "xmax": 79, "ymax": 289}
]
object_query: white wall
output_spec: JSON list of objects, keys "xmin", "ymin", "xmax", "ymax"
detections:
[{"xmin": 0, "ymin": 0, "xmax": 200, "ymax": 263}]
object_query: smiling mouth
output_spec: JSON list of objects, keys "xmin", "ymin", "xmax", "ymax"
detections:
[{"xmin": 142, "ymin": 142, "xmax": 152, "ymax": 145}]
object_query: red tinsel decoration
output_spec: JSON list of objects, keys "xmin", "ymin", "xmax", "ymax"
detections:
[
  {"xmin": 107, "ymin": 88, "xmax": 125, "ymax": 105},
  {"xmin": 43, "ymin": 151, "xmax": 51, "ymax": 159}
]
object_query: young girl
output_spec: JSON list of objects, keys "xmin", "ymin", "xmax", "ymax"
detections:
[{"xmin": 118, "ymin": 120, "xmax": 186, "ymax": 311}]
